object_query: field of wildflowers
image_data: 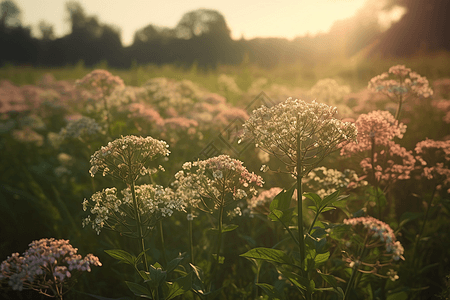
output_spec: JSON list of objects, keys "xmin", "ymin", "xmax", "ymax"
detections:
[{"xmin": 0, "ymin": 64, "xmax": 449, "ymax": 300}]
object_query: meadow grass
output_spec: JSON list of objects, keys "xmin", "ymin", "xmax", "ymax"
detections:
[{"xmin": 2, "ymin": 51, "xmax": 449, "ymax": 93}]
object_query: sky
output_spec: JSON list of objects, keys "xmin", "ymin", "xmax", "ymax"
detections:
[{"xmin": 15, "ymin": 0, "xmax": 385, "ymax": 46}]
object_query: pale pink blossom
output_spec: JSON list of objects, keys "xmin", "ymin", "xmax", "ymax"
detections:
[
  {"xmin": 415, "ymin": 139, "xmax": 450, "ymax": 192},
  {"xmin": 0, "ymin": 238, "xmax": 101, "ymax": 296},
  {"xmin": 341, "ymin": 110, "xmax": 406, "ymax": 156},
  {"xmin": 344, "ymin": 216, "xmax": 404, "ymax": 261}
]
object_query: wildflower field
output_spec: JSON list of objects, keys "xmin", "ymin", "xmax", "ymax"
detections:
[{"xmin": 1, "ymin": 61, "xmax": 450, "ymax": 300}]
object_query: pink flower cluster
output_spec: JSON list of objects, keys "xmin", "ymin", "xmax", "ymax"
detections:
[
  {"xmin": 344, "ymin": 216, "xmax": 404, "ymax": 260},
  {"xmin": 0, "ymin": 238, "xmax": 101, "ymax": 293},
  {"xmin": 341, "ymin": 110, "xmax": 406, "ymax": 156},
  {"xmin": 12, "ymin": 127, "xmax": 44, "ymax": 147},
  {"xmin": 432, "ymin": 78, "xmax": 450, "ymax": 99},
  {"xmin": 432, "ymin": 99, "xmax": 450, "ymax": 124},
  {"xmin": 359, "ymin": 141, "xmax": 416, "ymax": 182},
  {"xmin": 76, "ymin": 69, "xmax": 125, "ymax": 100},
  {"xmin": 368, "ymin": 65, "xmax": 433, "ymax": 100},
  {"xmin": 415, "ymin": 139, "xmax": 450, "ymax": 192}
]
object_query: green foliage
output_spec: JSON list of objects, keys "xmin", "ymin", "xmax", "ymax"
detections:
[{"xmin": 1, "ymin": 61, "xmax": 450, "ymax": 300}]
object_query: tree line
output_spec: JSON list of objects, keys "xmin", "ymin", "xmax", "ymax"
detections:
[{"xmin": 1, "ymin": 0, "xmax": 449, "ymax": 70}]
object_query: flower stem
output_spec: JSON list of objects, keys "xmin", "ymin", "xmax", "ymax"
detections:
[
  {"xmin": 344, "ymin": 234, "xmax": 370, "ymax": 300},
  {"xmin": 296, "ymin": 135, "xmax": 306, "ymax": 269},
  {"xmin": 209, "ymin": 198, "xmax": 225, "ymax": 291},
  {"xmin": 343, "ymin": 265, "xmax": 358, "ymax": 300},
  {"xmin": 370, "ymin": 136, "xmax": 382, "ymax": 219},
  {"xmin": 412, "ymin": 183, "xmax": 437, "ymax": 267},
  {"xmin": 395, "ymin": 95, "xmax": 403, "ymax": 120},
  {"xmin": 296, "ymin": 132, "xmax": 310, "ymax": 300},
  {"xmin": 130, "ymin": 180, "xmax": 149, "ymax": 272},
  {"xmin": 189, "ymin": 207, "xmax": 195, "ymax": 265},
  {"xmin": 216, "ymin": 204, "xmax": 224, "ymax": 268},
  {"xmin": 103, "ymin": 96, "xmax": 112, "ymax": 138},
  {"xmin": 158, "ymin": 220, "xmax": 167, "ymax": 266}
]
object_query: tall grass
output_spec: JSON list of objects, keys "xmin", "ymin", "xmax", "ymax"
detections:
[{"xmin": 2, "ymin": 52, "xmax": 450, "ymax": 92}]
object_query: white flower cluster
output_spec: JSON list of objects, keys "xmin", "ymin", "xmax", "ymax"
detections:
[
  {"xmin": 143, "ymin": 78, "xmax": 202, "ymax": 112},
  {"xmin": 0, "ymin": 238, "xmax": 101, "ymax": 292},
  {"xmin": 82, "ymin": 185, "xmax": 184, "ymax": 235},
  {"xmin": 58, "ymin": 116, "xmax": 104, "ymax": 141},
  {"xmin": 309, "ymin": 79, "xmax": 351, "ymax": 105},
  {"xmin": 309, "ymin": 79, "xmax": 353, "ymax": 117},
  {"xmin": 242, "ymin": 98, "xmax": 357, "ymax": 176},
  {"xmin": 217, "ymin": 74, "xmax": 243, "ymax": 95},
  {"xmin": 173, "ymin": 155, "xmax": 264, "ymax": 210},
  {"xmin": 89, "ymin": 135, "xmax": 170, "ymax": 183},
  {"xmin": 305, "ymin": 167, "xmax": 367, "ymax": 198}
]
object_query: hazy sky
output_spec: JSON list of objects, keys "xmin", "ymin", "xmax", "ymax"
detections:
[{"xmin": 15, "ymin": 0, "xmax": 371, "ymax": 46}]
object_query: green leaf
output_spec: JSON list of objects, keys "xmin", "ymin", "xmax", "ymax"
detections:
[
  {"xmin": 307, "ymin": 205, "xmax": 319, "ymax": 213},
  {"xmin": 303, "ymin": 192, "xmax": 322, "ymax": 208},
  {"xmin": 105, "ymin": 249, "xmax": 136, "ymax": 266},
  {"xmin": 211, "ymin": 254, "xmax": 225, "ymax": 264},
  {"xmin": 366, "ymin": 186, "xmax": 386, "ymax": 207},
  {"xmin": 270, "ymin": 185, "xmax": 296, "ymax": 212},
  {"xmin": 310, "ymin": 280, "xmax": 316, "ymax": 290},
  {"xmin": 256, "ymin": 283, "xmax": 283, "ymax": 300},
  {"xmin": 189, "ymin": 263, "xmax": 203, "ymax": 282},
  {"xmin": 314, "ymin": 252, "xmax": 330, "ymax": 265},
  {"xmin": 77, "ymin": 291, "xmax": 132, "ymax": 300},
  {"xmin": 268, "ymin": 208, "xmax": 284, "ymax": 221},
  {"xmin": 222, "ymin": 224, "xmax": 238, "ymax": 233},
  {"xmin": 166, "ymin": 253, "xmax": 185, "ymax": 274},
  {"xmin": 210, "ymin": 224, "xmax": 239, "ymax": 233},
  {"xmin": 125, "ymin": 282, "xmax": 152, "ymax": 299},
  {"xmin": 335, "ymin": 287, "xmax": 345, "ymax": 300},
  {"xmin": 319, "ymin": 207, "xmax": 336, "ymax": 213},
  {"xmin": 280, "ymin": 270, "xmax": 309, "ymax": 291},
  {"xmin": 138, "ymin": 271, "xmax": 151, "ymax": 281},
  {"xmin": 318, "ymin": 272, "xmax": 337, "ymax": 288},
  {"xmin": 268, "ymin": 208, "xmax": 294, "ymax": 224},
  {"xmin": 163, "ymin": 274, "xmax": 192, "ymax": 300},
  {"xmin": 320, "ymin": 190, "xmax": 341, "ymax": 207},
  {"xmin": 145, "ymin": 264, "xmax": 167, "ymax": 287},
  {"xmin": 398, "ymin": 212, "xmax": 423, "ymax": 229},
  {"xmin": 386, "ymin": 291, "xmax": 408, "ymax": 300},
  {"xmin": 240, "ymin": 247, "xmax": 292, "ymax": 265}
]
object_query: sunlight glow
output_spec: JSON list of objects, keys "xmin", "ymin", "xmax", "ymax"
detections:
[
  {"xmin": 16, "ymin": 0, "xmax": 383, "ymax": 45},
  {"xmin": 378, "ymin": 5, "xmax": 407, "ymax": 31}
]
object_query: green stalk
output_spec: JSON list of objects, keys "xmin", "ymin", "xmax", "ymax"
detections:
[
  {"xmin": 130, "ymin": 180, "xmax": 149, "ymax": 272},
  {"xmin": 394, "ymin": 78, "xmax": 404, "ymax": 121},
  {"xmin": 158, "ymin": 220, "xmax": 167, "ymax": 266},
  {"xmin": 209, "ymin": 192, "xmax": 225, "ymax": 291},
  {"xmin": 395, "ymin": 95, "xmax": 403, "ymax": 120},
  {"xmin": 189, "ymin": 206, "xmax": 195, "ymax": 265},
  {"xmin": 343, "ymin": 264, "xmax": 358, "ymax": 300},
  {"xmin": 412, "ymin": 183, "xmax": 437, "ymax": 267},
  {"xmin": 307, "ymin": 210, "xmax": 321, "ymax": 235},
  {"xmin": 370, "ymin": 136, "xmax": 382, "ymax": 219},
  {"xmin": 215, "ymin": 204, "xmax": 224, "ymax": 269},
  {"xmin": 296, "ymin": 132, "xmax": 311, "ymax": 300},
  {"xmin": 103, "ymin": 96, "xmax": 112, "ymax": 138},
  {"xmin": 254, "ymin": 261, "xmax": 262, "ymax": 299},
  {"xmin": 296, "ymin": 134, "xmax": 306, "ymax": 269},
  {"xmin": 344, "ymin": 234, "xmax": 369, "ymax": 300}
]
